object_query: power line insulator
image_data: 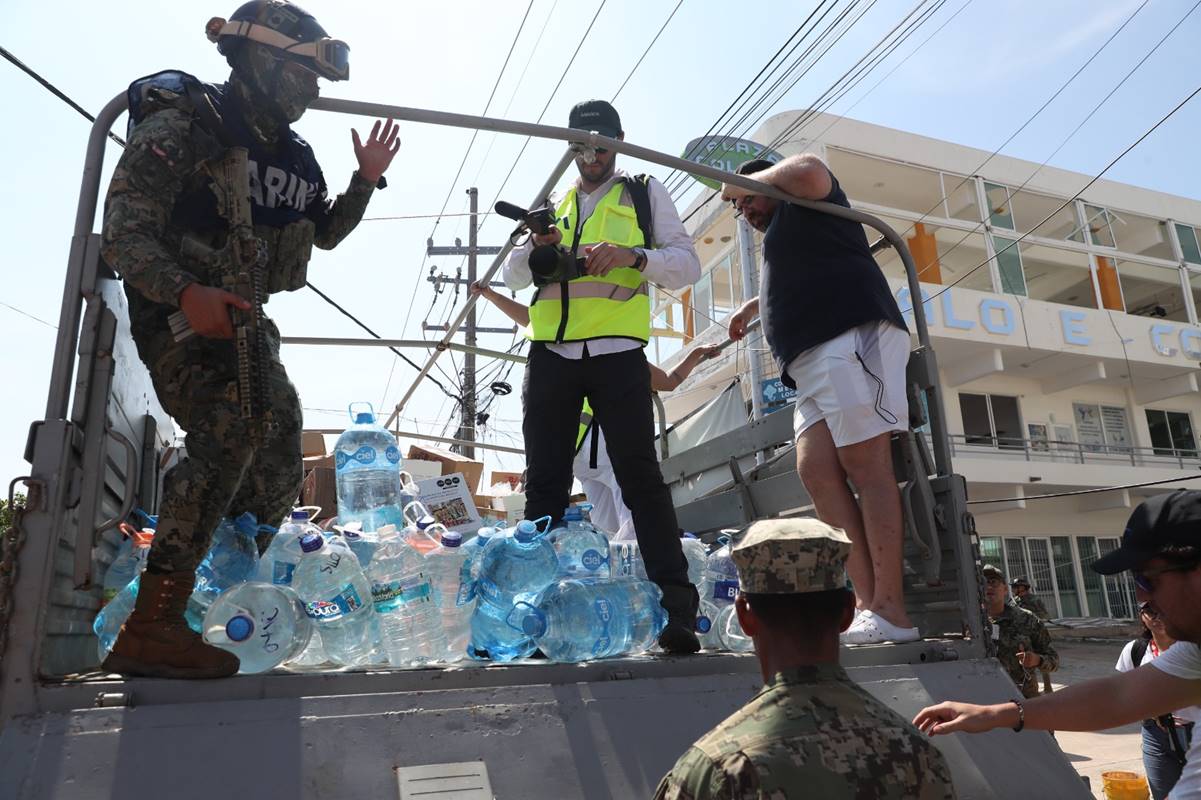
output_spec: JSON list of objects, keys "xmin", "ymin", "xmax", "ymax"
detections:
[{"xmin": 490, "ymin": 380, "xmax": 512, "ymax": 396}]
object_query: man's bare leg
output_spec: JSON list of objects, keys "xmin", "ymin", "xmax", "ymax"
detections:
[
  {"xmin": 796, "ymin": 422, "xmax": 874, "ymax": 610},
  {"xmin": 837, "ymin": 431, "xmax": 913, "ymax": 629}
]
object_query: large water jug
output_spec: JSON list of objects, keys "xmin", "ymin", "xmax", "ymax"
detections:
[
  {"xmin": 457, "ymin": 526, "xmax": 501, "ymax": 606},
  {"xmin": 696, "ymin": 598, "xmax": 722, "ymax": 649},
  {"xmin": 549, "ymin": 505, "xmax": 610, "ymax": 578},
  {"xmin": 186, "ymin": 513, "xmax": 261, "ymax": 631},
  {"xmin": 701, "ymin": 535, "xmax": 740, "ymax": 607},
  {"xmin": 717, "ymin": 602, "xmax": 754, "ymax": 652},
  {"xmin": 291, "ymin": 533, "xmax": 375, "ymax": 666},
  {"xmin": 101, "ymin": 526, "xmax": 153, "ymax": 606},
  {"xmin": 201, "ymin": 582, "xmax": 313, "ymax": 673},
  {"xmin": 367, "ymin": 524, "xmax": 446, "ymax": 666},
  {"xmin": 399, "ymin": 471, "xmax": 421, "ymax": 511},
  {"xmin": 426, "ymin": 530, "xmax": 473, "ymax": 661},
  {"xmin": 520, "ymin": 578, "xmax": 667, "ymax": 662},
  {"xmin": 334, "ymin": 402, "xmax": 403, "ymax": 532},
  {"xmin": 255, "ymin": 509, "xmax": 317, "ymax": 586},
  {"xmin": 609, "ymin": 540, "xmax": 647, "ymax": 580},
  {"xmin": 94, "ymin": 576, "xmax": 139, "ymax": 660},
  {"xmin": 680, "ymin": 533, "xmax": 707, "ymax": 587},
  {"xmin": 286, "ymin": 628, "xmax": 328, "ymax": 668},
  {"xmin": 402, "ymin": 501, "xmax": 444, "ymax": 555},
  {"xmin": 471, "ymin": 519, "xmax": 557, "ymax": 661}
]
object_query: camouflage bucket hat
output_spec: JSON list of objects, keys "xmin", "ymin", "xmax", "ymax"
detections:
[{"xmin": 731, "ymin": 518, "xmax": 851, "ymax": 594}]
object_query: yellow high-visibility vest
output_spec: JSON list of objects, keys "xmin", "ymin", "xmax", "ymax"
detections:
[
  {"xmin": 575, "ymin": 399, "xmax": 594, "ymax": 454},
  {"xmin": 528, "ymin": 180, "xmax": 649, "ymax": 343}
]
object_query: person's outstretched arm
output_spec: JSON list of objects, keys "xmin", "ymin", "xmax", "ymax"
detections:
[
  {"xmin": 470, "ymin": 281, "xmax": 530, "ymax": 327},
  {"xmin": 650, "ymin": 344, "xmax": 721, "ymax": 392}
]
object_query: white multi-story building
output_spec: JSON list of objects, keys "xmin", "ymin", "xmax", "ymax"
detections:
[{"xmin": 657, "ymin": 110, "xmax": 1201, "ymax": 621}]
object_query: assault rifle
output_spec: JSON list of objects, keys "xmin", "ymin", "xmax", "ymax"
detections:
[{"xmin": 167, "ymin": 146, "xmax": 271, "ymax": 442}]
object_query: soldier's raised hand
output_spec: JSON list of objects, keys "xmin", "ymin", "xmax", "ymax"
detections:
[
  {"xmin": 179, "ymin": 283, "xmax": 252, "ymax": 339},
  {"xmin": 353, "ymin": 118, "xmax": 400, "ymax": 183}
]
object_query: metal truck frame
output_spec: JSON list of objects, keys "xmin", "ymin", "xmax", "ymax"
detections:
[{"xmin": 0, "ymin": 91, "xmax": 1089, "ymax": 798}]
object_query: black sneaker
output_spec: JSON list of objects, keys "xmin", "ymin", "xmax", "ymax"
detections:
[{"xmin": 658, "ymin": 584, "xmax": 702, "ymax": 655}]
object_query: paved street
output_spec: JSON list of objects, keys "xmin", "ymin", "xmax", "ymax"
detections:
[{"xmin": 1048, "ymin": 640, "xmax": 1146, "ymax": 798}]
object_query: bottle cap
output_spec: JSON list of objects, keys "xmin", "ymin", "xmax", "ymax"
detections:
[
  {"xmin": 695, "ymin": 615, "xmax": 712, "ymax": 634},
  {"xmin": 682, "ymin": 531, "xmax": 698, "ymax": 539},
  {"xmin": 514, "ymin": 520, "xmax": 539, "ymax": 543},
  {"xmin": 225, "ymin": 614, "xmax": 254, "ymax": 642},
  {"xmin": 476, "ymin": 526, "xmax": 495, "ymax": 540},
  {"xmin": 521, "ymin": 610, "xmax": 548, "ymax": 638},
  {"xmin": 355, "ymin": 412, "xmax": 374, "ymax": 424},
  {"xmin": 442, "ymin": 531, "xmax": 463, "ymax": 547},
  {"xmin": 300, "ymin": 533, "xmax": 324, "ymax": 553}
]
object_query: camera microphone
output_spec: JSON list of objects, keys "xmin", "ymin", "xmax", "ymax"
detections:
[{"xmin": 494, "ymin": 201, "xmax": 528, "ymax": 222}]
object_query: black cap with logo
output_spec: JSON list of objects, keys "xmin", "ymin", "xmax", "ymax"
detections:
[
  {"xmin": 568, "ymin": 100, "xmax": 622, "ymax": 139},
  {"xmin": 1092, "ymin": 490, "xmax": 1201, "ymax": 575}
]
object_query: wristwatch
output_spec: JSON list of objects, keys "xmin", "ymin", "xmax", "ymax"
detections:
[{"xmin": 631, "ymin": 248, "xmax": 647, "ymax": 271}]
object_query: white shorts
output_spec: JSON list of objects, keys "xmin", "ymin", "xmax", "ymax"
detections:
[{"xmin": 785, "ymin": 321, "xmax": 910, "ymax": 448}]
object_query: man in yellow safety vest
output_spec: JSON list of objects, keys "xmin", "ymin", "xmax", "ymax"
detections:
[{"xmin": 502, "ymin": 99, "xmax": 703, "ymax": 652}]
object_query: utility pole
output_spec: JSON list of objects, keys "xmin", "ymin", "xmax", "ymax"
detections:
[{"xmin": 425, "ymin": 188, "xmax": 507, "ymax": 459}]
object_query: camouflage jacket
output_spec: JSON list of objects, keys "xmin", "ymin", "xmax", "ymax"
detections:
[
  {"xmin": 653, "ymin": 664, "xmax": 956, "ymax": 800},
  {"xmin": 1017, "ymin": 594, "xmax": 1051, "ymax": 621},
  {"xmin": 991, "ymin": 602, "xmax": 1058, "ymax": 698},
  {"xmin": 101, "ymin": 76, "xmax": 374, "ymax": 333}
]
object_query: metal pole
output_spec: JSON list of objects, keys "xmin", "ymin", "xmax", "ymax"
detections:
[
  {"xmin": 737, "ymin": 218, "xmax": 765, "ymax": 425},
  {"xmin": 384, "ymin": 148, "xmax": 575, "ymax": 427},
  {"xmin": 459, "ymin": 187, "xmax": 479, "ymax": 459}
]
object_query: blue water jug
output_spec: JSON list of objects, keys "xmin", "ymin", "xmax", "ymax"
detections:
[
  {"xmin": 202, "ymin": 582, "xmax": 313, "ymax": 673},
  {"xmin": 470, "ymin": 519, "xmax": 556, "ymax": 661},
  {"xmin": 334, "ymin": 402, "xmax": 403, "ymax": 532},
  {"xmin": 186, "ymin": 513, "xmax": 261, "ymax": 632},
  {"xmin": 520, "ymin": 578, "xmax": 667, "ymax": 662},
  {"xmin": 549, "ymin": 505, "xmax": 610, "ymax": 578}
]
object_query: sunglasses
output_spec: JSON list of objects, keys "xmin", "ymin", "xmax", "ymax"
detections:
[
  {"xmin": 1133, "ymin": 561, "xmax": 1200, "ymax": 593},
  {"xmin": 1139, "ymin": 604, "xmax": 1159, "ymax": 618}
]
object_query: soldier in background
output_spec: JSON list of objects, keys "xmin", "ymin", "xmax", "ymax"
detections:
[
  {"xmin": 654, "ymin": 518, "xmax": 956, "ymax": 799},
  {"xmin": 1011, "ymin": 576, "xmax": 1051, "ymax": 620},
  {"xmin": 983, "ymin": 565, "xmax": 1059, "ymax": 698},
  {"xmin": 100, "ymin": 0, "xmax": 398, "ymax": 679}
]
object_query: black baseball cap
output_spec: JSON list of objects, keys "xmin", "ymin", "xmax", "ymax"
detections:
[
  {"xmin": 1093, "ymin": 490, "xmax": 1201, "ymax": 575},
  {"xmin": 568, "ymin": 100, "xmax": 622, "ymax": 139}
]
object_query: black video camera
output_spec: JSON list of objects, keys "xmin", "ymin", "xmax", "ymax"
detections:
[{"xmin": 495, "ymin": 200, "xmax": 584, "ymax": 287}]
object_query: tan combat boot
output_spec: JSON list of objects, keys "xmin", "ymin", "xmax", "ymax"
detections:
[{"xmin": 101, "ymin": 571, "xmax": 239, "ymax": 679}]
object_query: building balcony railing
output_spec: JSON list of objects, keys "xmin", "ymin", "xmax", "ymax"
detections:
[{"xmin": 949, "ymin": 434, "xmax": 1201, "ymax": 470}]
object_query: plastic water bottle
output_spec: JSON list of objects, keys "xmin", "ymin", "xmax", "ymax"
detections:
[
  {"xmin": 101, "ymin": 528, "xmax": 153, "ymax": 606},
  {"xmin": 680, "ymin": 533, "xmax": 707, "ymax": 587},
  {"xmin": 286, "ymin": 628, "xmax": 328, "ymax": 668},
  {"xmin": 608, "ymin": 540, "xmax": 648, "ymax": 580},
  {"xmin": 701, "ymin": 536, "xmax": 740, "ymax": 608},
  {"xmin": 520, "ymin": 578, "xmax": 667, "ymax": 662},
  {"xmin": 457, "ymin": 526, "xmax": 500, "ymax": 606},
  {"xmin": 471, "ymin": 519, "xmax": 557, "ymax": 661},
  {"xmin": 334, "ymin": 402, "xmax": 403, "ymax": 533},
  {"xmin": 717, "ymin": 602, "xmax": 754, "ymax": 652},
  {"xmin": 292, "ymin": 533, "xmax": 375, "ymax": 666},
  {"xmin": 402, "ymin": 501, "xmax": 444, "ymax": 555},
  {"xmin": 201, "ymin": 582, "xmax": 313, "ymax": 673},
  {"xmin": 696, "ymin": 598, "xmax": 722, "ymax": 649},
  {"xmin": 94, "ymin": 576, "xmax": 139, "ymax": 660},
  {"xmin": 367, "ymin": 524, "xmax": 446, "ymax": 666},
  {"xmin": 399, "ymin": 471, "xmax": 421, "ymax": 510},
  {"xmin": 187, "ymin": 514, "xmax": 261, "ymax": 631},
  {"xmin": 340, "ymin": 527, "xmax": 380, "ymax": 568},
  {"xmin": 426, "ymin": 531, "xmax": 473, "ymax": 661},
  {"xmin": 255, "ymin": 510, "xmax": 316, "ymax": 586},
  {"xmin": 549, "ymin": 506, "xmax": 610, "ymax": 578}
]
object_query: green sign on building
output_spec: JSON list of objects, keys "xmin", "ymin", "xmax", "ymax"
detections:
[{"xmin": 680, "ymin": 136, "xmax": 784, "ymax": 190}]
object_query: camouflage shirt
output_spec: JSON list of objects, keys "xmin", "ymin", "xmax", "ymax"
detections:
[
  {"xmin": 1016, "ymin": 593, "xmax": 1051, "ymax": 621},
  {"xmin": 653, "ymin": 664, "xmax": 956, "ymax": 800},
  {"xmin": 991, "ymin": 602, "xmax": 1058, "ymax": 698},
  {"xmin": 101, "ymin": 96, "xmax": 374, "ymax": 321}
]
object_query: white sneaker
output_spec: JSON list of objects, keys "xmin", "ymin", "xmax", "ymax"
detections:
[{"xmin": 840, "ymin": 610, "xmax": 920, "ymax": 645}]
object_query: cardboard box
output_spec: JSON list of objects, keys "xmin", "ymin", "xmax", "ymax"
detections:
[
  {"xmin": 501, "ymin": 492, "xmax": 526, "ymax": 525},
  {"xmin": 415, "ymin": 472, "xmax": 482, "ymax": 535},
  {"xmin": 303, "ymin": 452, "xmax": 335, "ymax": 471},
  {"xmin": 489, "ymin": 470, "xmax": 524, "ymax": 491},
  {"xmin": 401, "ymin": 458, "xmax": 442, "ymax": 482},
  {"xmin": 406, "ymin": 443, "xmax": 484, "ymax": 493},
  {"xmin": 301, "ymin": 431, "xmax": 327, "ymax": 458},
  {"xmin": 301, "ymin": 467, "xmax": 337, "ymax": 522}
]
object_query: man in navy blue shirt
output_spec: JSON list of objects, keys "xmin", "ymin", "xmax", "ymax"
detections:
[{"xmin": 724, "ymin": 155, "xmax": 916, "ymax": 645}]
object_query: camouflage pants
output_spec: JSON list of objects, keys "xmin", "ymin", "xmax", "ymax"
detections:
[{"xmin": 135, "ymin": 318, "xmax": 303, "ymax": 574}]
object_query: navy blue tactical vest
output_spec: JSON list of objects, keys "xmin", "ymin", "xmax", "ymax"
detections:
[{"xmin": 125, "ymin": 70, "xmax": 328, "ymax": 233}]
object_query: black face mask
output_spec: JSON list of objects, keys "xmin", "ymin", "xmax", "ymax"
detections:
[{"xmin": 234, "ymin": 42, "xmax": 319, "ymax": 125}]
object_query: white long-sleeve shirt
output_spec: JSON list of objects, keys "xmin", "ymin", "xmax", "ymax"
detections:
[{"xmin": 502, "ymin": 168, "xmax": 701, "ymax": 359}]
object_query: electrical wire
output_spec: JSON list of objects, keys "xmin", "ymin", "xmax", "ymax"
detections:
[
  {"xmin": 0, "ymin": 300, "xmax": 57, "ymax": 330},
  {"xmin": 610, "ymin": 0, "xmax": 686, "ymax": 102},
  {"xmin": 0, "ymin": 45, "xmax": 126, "ymax": 147},
  {"xmin": 967, "ymin": 474, "xmax": 1201, "ymax": 505}
]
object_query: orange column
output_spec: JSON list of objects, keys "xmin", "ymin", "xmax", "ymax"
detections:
[
  {"xmin": 908, "ymin": 223, "xmax": 942, "ymax": 284},
  {"xmin": 1095, "ymin": 256, "xmax": 1123, "ymax": 311}
]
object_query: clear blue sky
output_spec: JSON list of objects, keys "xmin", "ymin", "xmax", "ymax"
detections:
[{"xmin": 3, "ymin": 0, "xmax": 1199, "ymax": 494}]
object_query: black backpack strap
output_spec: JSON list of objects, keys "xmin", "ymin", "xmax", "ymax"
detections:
[
  {"xmin": 622, "ymin": 174, "xmax": 655, "ymax": 247},
  {"xmin": 182, "ymin": 79, "xmax": 234, "ymax": 149},
  {"xmin": 1131, "ymin": 637, "xmax": 1149, "ymax": 667}
]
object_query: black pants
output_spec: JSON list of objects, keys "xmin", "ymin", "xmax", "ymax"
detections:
[{"xmin": 522, "ymin": 343, "xmax": 690, "ymax": 589}]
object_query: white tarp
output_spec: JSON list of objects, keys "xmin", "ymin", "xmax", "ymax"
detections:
[{"xmin": 660, "ymin": 381, "xmax": 753, "ymax": 508}]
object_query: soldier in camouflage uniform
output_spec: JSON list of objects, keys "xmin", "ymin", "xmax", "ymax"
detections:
[
  {"xmin": 1010, "ymin": 576, "xmax": 1052, "ymax": 620},
  {"xmin": 982, "ymin": 565, "xmax": 1059, "ymax": 698},
  {"xmin": 100, "ymin": 0, "xmax": 399, "ymax": 679},
  {"xmin": 654, "ymin": 519, "xmax": 956, "ymax": 800}
]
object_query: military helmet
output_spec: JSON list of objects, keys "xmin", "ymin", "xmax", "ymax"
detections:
[{"xmin": 206, "ymin": 1, "xmax": 349, "ymax": 81}]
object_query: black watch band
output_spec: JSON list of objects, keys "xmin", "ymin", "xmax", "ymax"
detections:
[
  {"xmin": 1011, "ymin": 700, "xmax": 1025, "ymax": 732},
  {"xmin": 632, "ymin": 248, "xmax": 647, "ymax": 271}
]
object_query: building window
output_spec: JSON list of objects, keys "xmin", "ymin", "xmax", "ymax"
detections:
[
  {"xmin": 1099, "ymin": 537, "xmax": 1137, "ymax": 619},
  {"xmin": 1145, "ymin": 409, "xmax": 1197, "ymax": 458},
  {"xmin": 984, "ymin": 182, "xmax": 1014, "ymax": 230},
  {"xmin": 1072, "ymin": 403, "xmax": 1131, "ymax": 454},
  {"xmin": 992, "ymin": 236, "xmax": 1026, "ymax": 295},
  {"xmin": 1176, "ymin": 223, "xmax": 1201, "ymax": 265},
  {"xmin": 692, "ymin": 273, "xmax": 713, "ymax": 335},
  {"xmin": 1051, "ymin": 537, "xmax": 1082, "ymax": 616},
  {"xmin": 1083, "ymin": 204, "xmax": 1117, "ymax": 248},
  {"xmin": 960, "ymin": 393, "xmax": 1023, "ymax": 450},
  {"xmin": 980, "ymin": 536, "xmax": 1003, "ymax": 564},
  {"xmin": 1076, "ymin": 537, "xmax": 1109, "ymax": 616}
]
